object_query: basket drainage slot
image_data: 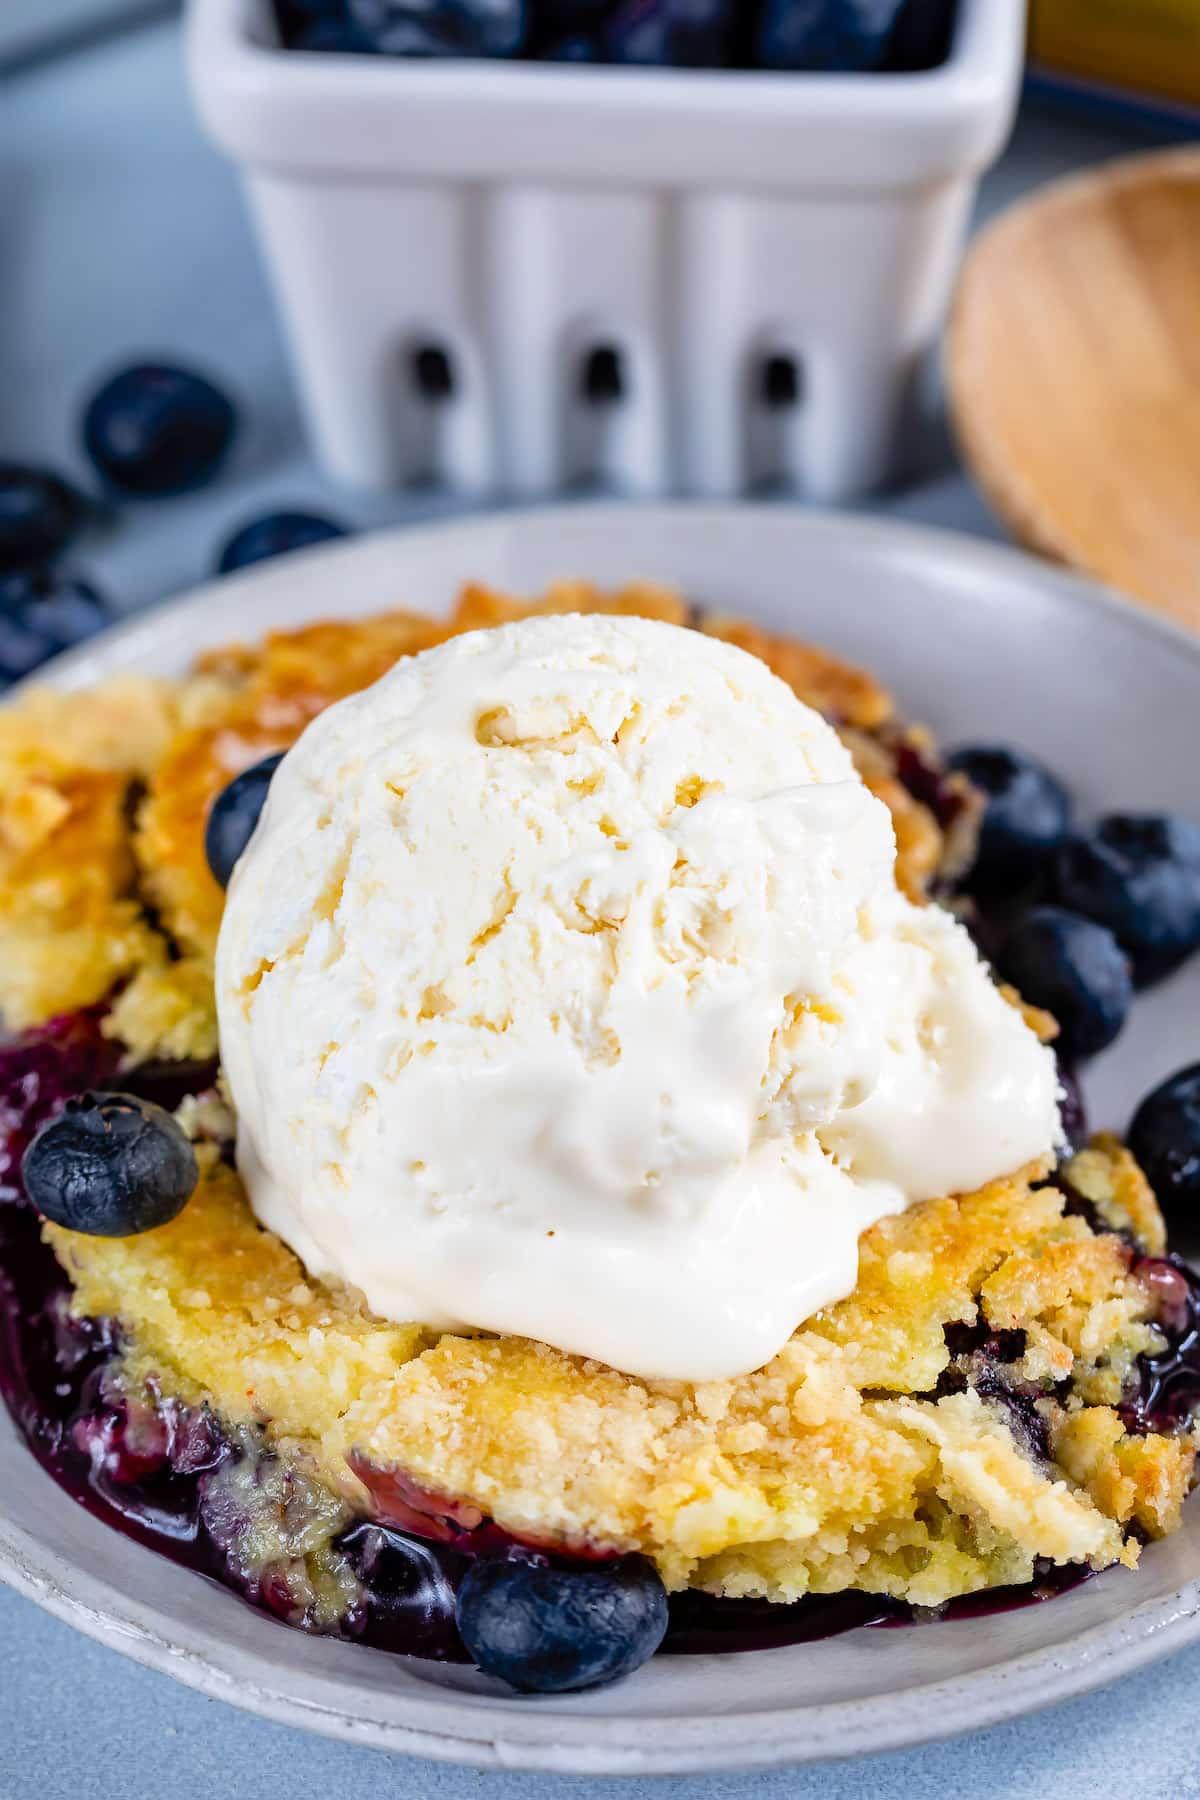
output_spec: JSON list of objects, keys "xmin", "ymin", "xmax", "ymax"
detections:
[
  {"xmin": 411, "ymin": 344, "xmax": 456, "ymax": 402},
  {"xmin": 761, "ymin": 353, "xmax": 802, "ymax": 410},
  {"xmin": 581, "ymin": 345, "xmax": 626, "ymax": 405}
]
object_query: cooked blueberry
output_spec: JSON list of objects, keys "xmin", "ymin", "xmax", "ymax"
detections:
[
  {"xmin": 456, "ymin": 1554, "xmax": 668, "ymax": 1692},
  {"xmin": 82, "ymin": 364, "xmax": 237, "ymax": 497},
  {"xmin": 756, "ymin": 0, "xmax": 905, "ymax": 70},
  {"xmin": 205, "ymin": 754, "xmax": 285, "ymax": 888},
  {"xmin": 22, "ymin": 1092, "xmax": 198, "ymax": 1237},
  {"xmin": 1054, "ymin": 815, "xmax": 1200, "ymax": 984},
  {"xmin": 1056, "ymin": 1061, "xmax": 1088, "ymax": 1153},
  {"xmin": 1128, "ymin": 1065, "xmax": 1200, "ymax": 1227},
  {"xmin": 343, "ymin": 0, "xmax": 528, "ymax": 56},
  {"xmin": 0, "ymin": 465, "xmax": 93, "ymax": 571},
  {"xmin": 605, "ymin": 0, "xmax": 738, "ymax": 67},
  {"xmin": 0, "ymin": 569, "xmax": 112, "ymax": 687},
  {"xmin": 995, "ymin": 907, "xmax": 1132, "ymax": 1061},
  {"xmin": 947, "ymin": 746, "xmax": 1072, "ymax": 893},
  {"xmin": 217, "ymin": 511, "xmax": 348, "ymax": 575}
]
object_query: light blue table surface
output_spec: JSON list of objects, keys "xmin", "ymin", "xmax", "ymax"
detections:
[{"xmin": 3, "ymin": 18, "xmax": 1200, "ymax": 1799}]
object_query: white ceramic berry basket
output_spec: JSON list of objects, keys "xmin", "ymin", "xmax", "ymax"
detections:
[{"xmin": 186, "ymin": 0, "xmax": 1024, "ymax": 502}]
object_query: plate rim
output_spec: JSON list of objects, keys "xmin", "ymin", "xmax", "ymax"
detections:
[{"xmin": 4, "ymin": 501, "xmax": 1200, "ymax": 1775}]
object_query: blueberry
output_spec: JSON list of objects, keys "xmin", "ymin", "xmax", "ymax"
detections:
[
  {"xmin": 217, "ymin": 511, "xmax": 348, "ymax": 575},
  {"xmin": 293, "ymin": 18, "xmax": 382, "ymax": 49},
  {"xmin": 0, "ymin": 466, "xmax": 93, "ymax": 572},
  {"xmin": 22, "ymin": 1092, "xmax": 198, "ymax": 1237},
  {"xmin": 82, "ymin": 364, "xmax": 237, "ymax": 498},
  {"xmin": 1129, "ymin": 1066, "xmax": 1200, "ymax": 1226},
  {"xmin": 0, "ymin": 569, "xmax": 112, "ymax": 687},
  {"xmin": 604, "ymin": 0, "xmax": 739, "ymax": 67},
  {"xmin": 1056, "ymin": 1060, "xmax": 1088, "ymax": 1153},
  {"xmin": 755, "ymin": 0, "xmax": 906, "ymax": 70},
  {"xmin": 534, "ymin": 29, "xmax": 602, "ymax": 58},
  {"xmin": 344, "ymin": 0, "xmax": 528, "ymax": 56},
  {"xmin": 276, "ymin": 0, "xmax": 352, "ymax": 38},
  {"xmin": 1055, "ymin": 815, "xmax": 1200, "ymax": 984},
  {"xmin": 455, "ymin": 1554, "xmax": 668, "ymax": 1693},
  {"xmin": 884, "ymin": 0, "xmax": 955, "ymax": 70},
  {"xmin": 526, "ymin": 2, "xmax": 607, "ymax": 59},
  {"xmin": 276, "ymin": 0, "xmax": 378, "ymax": 47},
  {"xmin": 995, "ymin": 907, "xmax": 1132, "ymax": 1062},
  {"xmin": 947, "ymin": 746, "xmax": 1072, "ymax": 894},
  {"xmin": 205, "ymin": 754, "xmax": 285, "ymax": 888}
]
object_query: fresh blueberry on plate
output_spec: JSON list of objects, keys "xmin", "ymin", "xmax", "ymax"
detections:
[
  {"xmin": 205, "ymin": 754, "xmax": 286, "ymax": 888},
  {"xmin": 217, "ymin": 511, "xmax": 349, "ymax": 575},
  {"xmin": 455, "ymin": 1554, "xmax": 669, "ymax": 1693},
  {"xmin": 756, "ymin": 0, "xmax": 906, "ymax": 71},
  {"xmin": 1054, "ymin": 814, "xmax": 1200, "ymax": 984},
  {"xmin": 0, "ymin": 465, "xmax": 93, "ymax": 572},
  {"xmin": 22, "ymin": 1092, "xmax": 199, "ymax": 1237},
  {"xmin": 82, "ymin": 364, "xmax": 238, "ymax": 498},
  {"xmin": 344, "ymin": 0, "xmax": 528, "ymax": 56},
  {"xmin": 1129, "ymin": 1066, "xmax": 1200, "ymax": 1228},
  {"xmin": 0, "ymin": 569, "xmax": 112, "ymax": 687},
  {"xmin": 947, "ymin": 745, "xmax": 1072, "ymax": 894},
  {"xmin": 996, "ymin": 906, "xmax": 1132, "ymax": 1062}
]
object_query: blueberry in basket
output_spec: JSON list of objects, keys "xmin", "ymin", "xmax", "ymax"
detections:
[
  {"xmin": 756, "ymin": 0, "xmax": 908, "ymax": 71},
  {"xmin": 277, "ymin": 0, "xmax": 955, "ymax": 68},
  {"xmin": 22, "ymin": 1093, "xmax": 198, "ymax": 1237},
  {"xmin": 289, "ymin": 17, "xmax": 382, "ymax": 50},
  {"xmin": 603, "ymin": 0, "xmax": 740, "ymax": 67},
  {"xmin": 322, "ymin": 0, "xmax": 528, "ymax": 56},
  {"xmin": 82, "ymin": 363, "xmax": 238, "ymax": 498},
  {"xmin": 217, "ymin": 511, "xmax": 348, "ymax": 575},
  {"xmin": 525, "ymin": 0, "xmax": 607, "ymax": 57},
  {"xmin": 1054, "ymin": 814, "xmax": 1200, "ymax": 985},
  {"xmin": 0, "ymin": 569, "xmax": 113, "ymax": 688},
  {"xmin": 0, "ymin": 465, "xmax": 94, "ymax": 572}
]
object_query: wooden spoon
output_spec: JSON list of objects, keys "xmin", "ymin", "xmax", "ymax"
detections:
[{"xmin": 946, "ymin": 147, "xmax": 1200, "ymax": 633}]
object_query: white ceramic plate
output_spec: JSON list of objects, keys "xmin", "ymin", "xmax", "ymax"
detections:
[{"xmin": 2, "ymin": 506, "xmax": 1199, "ymax": 1776}]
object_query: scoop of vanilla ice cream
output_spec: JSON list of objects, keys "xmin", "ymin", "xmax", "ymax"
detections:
[{"xmin": 216, "ymin": 613, "xmax": 1061, "ymax": 1382}]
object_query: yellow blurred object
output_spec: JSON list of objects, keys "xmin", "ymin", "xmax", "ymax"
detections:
[{"xmin": 1030, "ymin": 0, "xmax": 1200, "ymax": 114}]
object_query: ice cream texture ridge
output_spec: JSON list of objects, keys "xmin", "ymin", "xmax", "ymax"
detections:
[{"xmin": 216, "ymin": 613, "xmax": 1062, "ymax": 1382}]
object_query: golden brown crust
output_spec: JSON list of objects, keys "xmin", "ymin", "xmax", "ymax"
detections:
[
  {"xmin": 699, "ymin": 613, "xmax": 893, "ymax": 731},
  {"xmin": 47, "ymin": 1141, "xmax": 1191, "ymax": 1605}
]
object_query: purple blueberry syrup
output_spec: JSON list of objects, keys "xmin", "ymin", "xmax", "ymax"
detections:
[{"xmin": 1, "ymin": 1015, "xmax": 1198, "ymax": 1667}]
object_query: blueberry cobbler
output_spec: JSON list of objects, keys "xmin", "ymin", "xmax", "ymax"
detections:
[{"xmin": 2, "ymin": 581, "xmax": 1200, "ymax": 1696}]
